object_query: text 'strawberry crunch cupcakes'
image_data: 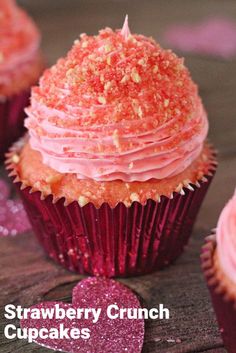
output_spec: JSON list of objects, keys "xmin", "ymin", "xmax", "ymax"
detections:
[
  {"xmin": 202, "ymin": 190, "xmax": 236, "ymax": 353},
  {"xmin": 7, "ymin": 17, "xmax": 217, "ymax": 277},
  {"xmin": 0, "ymin": 0, "xmax": 43, "ymax": 160}
]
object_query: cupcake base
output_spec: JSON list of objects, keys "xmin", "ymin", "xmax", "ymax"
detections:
[
  {"xmin": 0, "ymin": 90, "xmax": 30, "ymax": 162},
  {"xmin": 201, "ymin": 236, "xmax": 236, "ymax": 353},
  {"xmin": 7, "ymin": 139, "xmax": 217, "ymax": 277}
]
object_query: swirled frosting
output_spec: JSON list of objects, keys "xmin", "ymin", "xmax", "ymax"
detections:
[
  {"xmin": 0, "ymin": 0, "xmax": 40, "ymax": 89},
  {"xmin": 216, "ymin": 190, "xmax": 236, "ymax": 284},
  {"xmin": 25, "ymin": 18, "xmax": 208, "ymax": 182}
]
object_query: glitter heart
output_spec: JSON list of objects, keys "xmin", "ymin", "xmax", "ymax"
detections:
[
  {"xmin": 21, "ymin": 277, "xmax": 144, "ymax": 353},
  {"xmin": 0, "ymin": 179, "xmax": 31, "ymax": 236}
]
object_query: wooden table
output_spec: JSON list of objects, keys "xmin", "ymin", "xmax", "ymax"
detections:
[{"xmin": 1, "ymin": 0, "xmax": 236, "ymax": 352}]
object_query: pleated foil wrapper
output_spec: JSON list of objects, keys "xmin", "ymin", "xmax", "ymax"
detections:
[
  {"xmin": 0, "ymin": 90, "xmax": 30, "ymax": 162},
  {"xmin": 6, "ymin": 139, "xmax": 217, "ymax": 277},
  {"xmin": 201, "ymin": 235, "xmax": 236, "ymax": 353}
]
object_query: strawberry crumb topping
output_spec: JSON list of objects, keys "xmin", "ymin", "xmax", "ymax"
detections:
[{"xmin": 32, "ymin": 27, "xmax": 201, "ymax": 133}]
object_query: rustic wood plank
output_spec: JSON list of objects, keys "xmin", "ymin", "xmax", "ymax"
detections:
[{"xmin": 1, "ymin": 0, "xmax": 236, "ymax": 352}]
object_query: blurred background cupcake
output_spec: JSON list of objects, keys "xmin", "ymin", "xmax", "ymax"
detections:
[
  {"xmin": 7, "ymin": 18, "xmax": 217, "ymax": 277},
  {"xmin": 202, "ymin": 190, "xmax": 236, "ymax": 353},
  {"xmin": 0, "ymin": 0, "xmax": 43, "ymax": 161}
]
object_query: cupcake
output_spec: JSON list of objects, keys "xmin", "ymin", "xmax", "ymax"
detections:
[
  {"xmin": 7, "ymin": 17, "xmax": 217, "ymax": 277},
  {"xmin": 202, "ymin": 190, "xmax": 236, "ymax": 353},
  {"xmin": 0, "ymin": 0, "xmax": 43, "ymax": 160}
]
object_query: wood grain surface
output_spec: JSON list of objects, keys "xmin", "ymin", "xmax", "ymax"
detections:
[{"xmin": 1, "ymin": 0, "xmax": 236, "ymax": 352}]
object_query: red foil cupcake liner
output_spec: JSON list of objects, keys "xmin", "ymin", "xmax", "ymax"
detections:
[
  {"xmin": 7, "ymin": 140, "xmax": 216, "ymax": 277},
  {"xmin": 201, "ymin": 236, "xmax": 236, "ymax": 353},
  {"xmin": 0, "ymin": 90, "xmax": 30, "ymax": 162}
]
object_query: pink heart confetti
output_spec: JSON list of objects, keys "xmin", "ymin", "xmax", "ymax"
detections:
[
  {"xmin": 163, "ymin": 17, "xmax": 236, "ymax": 59},
  {"xmin": 0, "ymin": 178, "xmax": 31, "ymax": 236},
  {"xmin": 21, "ymin": 277, "xmax": 145, "ymax": 353}
]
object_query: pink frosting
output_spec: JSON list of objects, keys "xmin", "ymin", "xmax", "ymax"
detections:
[
  {"xmin": 26, "ymin": 101, "xmax": 208, "ymax": 182},
  {"xmin": 121, "ymin": 15, "xmax": 131, "ymax": 40},
  {"xmin": 216, "ymin": 190, "xmax": 236, "ymax": 284},
  {"xmin": 0, "ymin": 0, "xmax": 40, "ymax": 90},
  {"xmin": 25, "ymin": 19, "xmax": 208, "ymax": 182}
]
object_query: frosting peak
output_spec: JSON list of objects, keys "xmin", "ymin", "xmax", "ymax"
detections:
[
  {"xmin": 216, "ymin": 189, "xmax": 236, "ymax": 284},
  {"xmin": 25, "ymin": 25, "xmax": 208, "ymax": 182},
  {"xmin": 121, "ymin": 15, "xmax": 131, "ymax": 40},
  {"xmin": 0, "ymin": 0, "xmax": 40, "ymax": 91}
]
